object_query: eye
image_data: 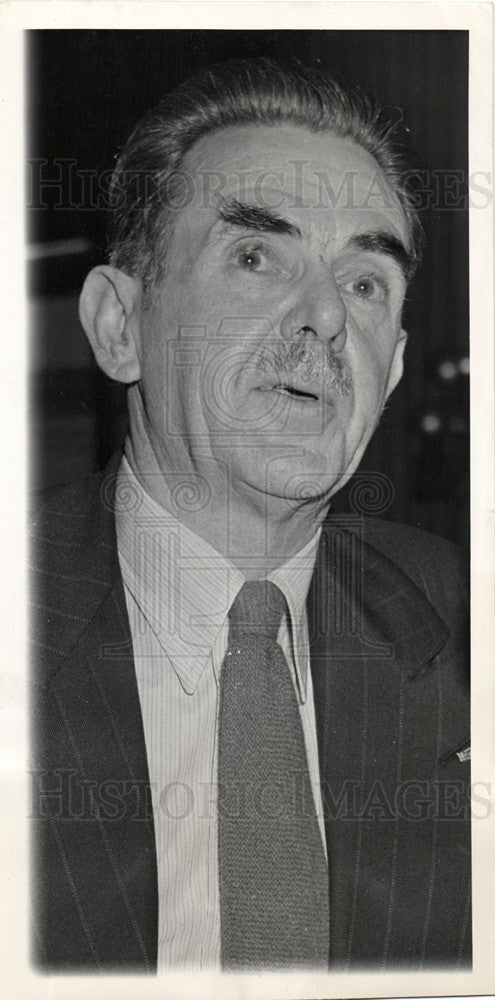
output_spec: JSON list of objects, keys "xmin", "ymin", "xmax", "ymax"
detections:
[
  {"xmin": 348, "ymin": 275, "xmax": 387, "ymax": 300},
  {"xmin": 353, "ymin": 277, "xmax": 376, "ymax": 297},
  {"xmin": 238, "ymin": 248, "xmax": 264, "ymax": 270},
  {"xmin": 229, "ymin": 239, "xmax": 280, "ymax": 275},
  {"xmin": 234, "ymin": 245, "xmax": 273, "ymax": 272},
  {"xmin": 342, "ymin": 274, "xmax": 389, "ymax": 302},
  {"xmin": 227, "ymin": 239, "xmax": 293, "ymax": 282}
]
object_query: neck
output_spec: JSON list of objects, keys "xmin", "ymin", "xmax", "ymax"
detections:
[{"xmin": 124, "ymin": 404, "xmax": 329, "ymax": 579}]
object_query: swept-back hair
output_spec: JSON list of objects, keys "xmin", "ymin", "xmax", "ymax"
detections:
[{"xmin": 108, "ymin": 57, "xmax": 421, "ymax": 284}]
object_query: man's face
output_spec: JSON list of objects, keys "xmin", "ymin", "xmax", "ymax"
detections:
[{"xmin": 135, "ymin": 123, "xmax": 409, "ymax": 504}]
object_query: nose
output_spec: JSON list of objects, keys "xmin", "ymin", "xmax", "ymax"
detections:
[{"xmin": 280, "ymin": 272, "xmax": 347, "ymax": 352}]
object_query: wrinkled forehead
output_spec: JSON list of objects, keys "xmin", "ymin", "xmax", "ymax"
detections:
[{"xmin": 177, "ymin": 122, "xmax": 409, "ymax": 244}]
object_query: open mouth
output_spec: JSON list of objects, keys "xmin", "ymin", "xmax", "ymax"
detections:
[{"xmin": 272, "ymin": 383, "xmax": 319, "ymax": 401}]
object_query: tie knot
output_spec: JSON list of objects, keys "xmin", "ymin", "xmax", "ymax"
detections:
[{"xmin": 228, "ymin": 581, "xmax": 287, "ymax": 641}]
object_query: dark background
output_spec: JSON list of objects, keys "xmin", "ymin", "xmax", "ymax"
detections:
[{"xmin": 27, "ymin": 30, "xmax": 470, "ymax": 546}]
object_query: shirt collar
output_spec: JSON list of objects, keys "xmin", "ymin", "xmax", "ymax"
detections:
[
  {"xmin": 116, "ymin": 455, "xmax": 244, "ymax": 693},
  {"xmin": 115, "ymin": 456, "xmax": 320, "ymax": 697},
  {"xmin": 268, "ymin": 529, "xmax": 321, "ymax": 703}
]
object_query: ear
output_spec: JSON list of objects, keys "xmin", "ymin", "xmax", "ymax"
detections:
[
  {"xmin": 79, "ymin": 265, "xmax": 142, "ymax": 383},
  {"xmin": 385, "ymin": 328, "xmax": 408, "ymax": 397}
]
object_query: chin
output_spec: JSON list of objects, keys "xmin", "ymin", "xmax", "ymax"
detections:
[{"xmin": 245, "ymin": 451, "xmax": 347, "ymax": 503}]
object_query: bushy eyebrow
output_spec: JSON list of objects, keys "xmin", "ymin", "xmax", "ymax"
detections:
[
  {"xmin": 217, "ymin": 203, "xmax": 412, "ymax": 279},
  {"xmin": 343, "ymin": 231, "xmax": 412, "ymax": 279},
  {"xmin": 217, "ymin": 199, "xmax": 302, "ymax": 238}
]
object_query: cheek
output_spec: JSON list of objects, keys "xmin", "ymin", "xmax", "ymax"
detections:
[
  {"xmin": 346, "ymin": 314, "xmax": 401, "ymax": 386},
  {"xmin": 175, "ymin": 255, "xmax": 231, "ymax": 313},
  {"xmin": 139, "ymin": 318, "xmax": 183, "ymax": 425}
]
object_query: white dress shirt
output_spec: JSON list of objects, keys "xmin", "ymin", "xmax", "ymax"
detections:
[{"xmin": 115, "ymin": 454, "xmax": 325, "ymax": 969}]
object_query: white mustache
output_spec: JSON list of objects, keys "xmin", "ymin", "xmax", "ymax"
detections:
[{"xmin": 258, "ymin": 343, "xmax": 352, "ymax": 397}]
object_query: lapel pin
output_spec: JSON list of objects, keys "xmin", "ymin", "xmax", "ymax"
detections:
[{"xmin": 440, "ymin": 740, "xmax": 470, "ymax": 765}]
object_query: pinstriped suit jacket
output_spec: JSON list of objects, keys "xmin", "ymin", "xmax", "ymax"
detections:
[{"xmin": 30, "ymin": 454, "xmax": 471, "ymax": 972}]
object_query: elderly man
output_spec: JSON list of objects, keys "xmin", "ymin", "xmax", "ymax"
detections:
[{"xmin": 31, "ymin": 58, "xmax": 470, "ymax": 973}]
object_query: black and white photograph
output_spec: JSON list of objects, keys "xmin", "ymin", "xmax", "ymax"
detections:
[{"xmin": 2, "ymin": 4, "xmax": 494, "ymax": 997}]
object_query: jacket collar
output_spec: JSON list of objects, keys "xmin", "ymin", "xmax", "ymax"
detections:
[{"xmin": 307, "ymin": 514, "xmax": 449, "ymax": 680}]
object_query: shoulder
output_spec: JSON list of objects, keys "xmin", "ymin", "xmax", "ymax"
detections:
[
  {"xmin": 30, "ymin": 448, "xmax": 123, "ymax": 552},
  {"xmin": 29, "ymin": 470, "xmax": 113, "ymax": 579},
  {"xmin": 356, "ymin": 517, "xmax": 469, "ymax": 645},
  {"xmin": 360, "ymin": 517, "xmax": 468, "ymax": 598},
  {"xmin": 30, "ymin": 460, "xmax": 116, "ymax": 535},
  {"xmin": 30, "ymin": 452, "xmax": 122, "ymax": 578},
  {"xmin": 29, "ymin": 458, "xmax": 122, "ymax": 684},
  {"xmin": 321, "ymin": 512, "xmax": 468, "ymax": 646}
]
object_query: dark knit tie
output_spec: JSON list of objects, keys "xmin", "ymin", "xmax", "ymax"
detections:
[{"xmin": 218, "ymin": 580, "xmax": 329, "ymax": 970}]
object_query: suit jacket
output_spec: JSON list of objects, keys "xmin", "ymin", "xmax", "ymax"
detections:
[{"xmin": 30, "ymin": 454, "xmax": 471, "ymax": 972}]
